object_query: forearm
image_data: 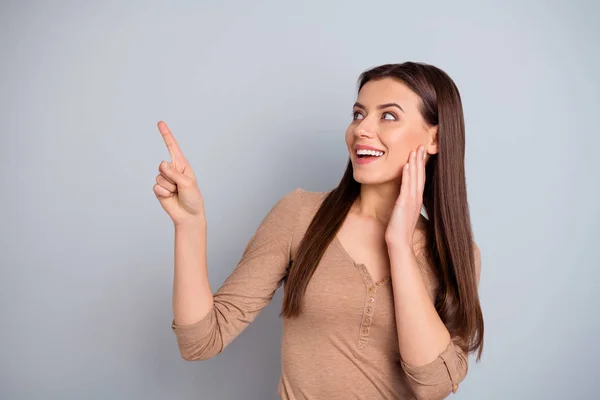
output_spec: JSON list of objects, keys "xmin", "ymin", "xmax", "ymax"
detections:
[
  {"xmin": 389, "ymin": 244, "xmax": 451, "ymax": 367},
  {"xmin": 172, "ymin": 220, "xmax": 214, "ymax": 326}
]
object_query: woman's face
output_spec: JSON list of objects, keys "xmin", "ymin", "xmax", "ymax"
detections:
[{"xmin": 345, "ymin": 77, "xmax": 438, "ymax": 185}]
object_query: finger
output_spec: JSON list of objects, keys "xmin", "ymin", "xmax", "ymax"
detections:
[
  {"xmin": 153, "ymin": 183, "xmax": 174, "ymax": 198},
  {"xmin": 157, "ymin": 161, "xmax": 176, "ymax": 185},
  {"xmin": 157, "ymin": 121, "xmax": 187, "ymax": 166},
  {"xmin": 156, "ymin": 173, "xmax": 177, "ymax": 193},
  {"xmin": 410, "ymin": 150, "xmax": 418, "ymax": 198},
  {"xmin": 159, "ymin": 160, "xmax": 194, "ymax": 188},
  {"xmin": 398, "ymin": 161, "xmax": 410, "ymax": 205},
  {"xmin": 417, "ymin": 146, "xmax": 426, "ymax": 200}
]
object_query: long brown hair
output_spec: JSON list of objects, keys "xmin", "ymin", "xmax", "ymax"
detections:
[{"xmin": 281, "ymin": 62, "xmax": 484, "ymax": 360}]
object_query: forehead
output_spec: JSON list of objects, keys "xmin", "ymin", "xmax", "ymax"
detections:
[{"xmin": 357, "ymin": 77, "xmax": 421, "ymax": 109}]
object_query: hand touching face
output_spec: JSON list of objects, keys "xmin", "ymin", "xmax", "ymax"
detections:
[{"xmin": 345, "ymin": 77, "xmax": 438, "ymax": 186}]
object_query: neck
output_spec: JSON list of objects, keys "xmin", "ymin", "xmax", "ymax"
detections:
[{"xmin": 352, "ymin": 182, "xmax": 401, "ymax": 226}]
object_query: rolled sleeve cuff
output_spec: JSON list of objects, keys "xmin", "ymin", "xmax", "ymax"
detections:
[
  {"xmin": 401, "ymin": 340, "xmax": 467, "ymax": 395},
  {"xmin": 171, "ymin": 309, "xmax": 222, "ymax": 360}
]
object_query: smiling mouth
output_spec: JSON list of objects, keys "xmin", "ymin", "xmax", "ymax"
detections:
[{"xmin": 356, "ymin": 149, "xmax": 385, "ymax": 159}]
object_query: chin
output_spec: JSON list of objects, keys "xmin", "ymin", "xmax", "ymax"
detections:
[
  {"xmin": 352, "ymin": 170, "xmax": 387, "ymax": 185},
  {"xmin": 352, "ymin": 165, "xmax": 402, "ymax": 186}
]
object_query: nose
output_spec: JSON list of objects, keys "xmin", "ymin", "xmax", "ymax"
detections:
[{"xmin": 353, "ymin": 121, "xmax": 376, "ymax": 139}]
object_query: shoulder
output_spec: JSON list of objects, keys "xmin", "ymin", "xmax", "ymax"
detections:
[
  {"xmin": 294, "ymin": 188, "xmax": 329, "ymax": 203},
  {"xmin": 269, "ymin": 188, "xmax": 329, "ymax": 221},
  {"xmin": 278, "ymin": 188, "xmax": 329, "ymax": 212}
]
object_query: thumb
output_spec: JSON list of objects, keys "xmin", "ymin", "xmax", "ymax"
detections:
[{"xmin": 159, "ymin": 161, "xmax": 194, "ymax": 188}]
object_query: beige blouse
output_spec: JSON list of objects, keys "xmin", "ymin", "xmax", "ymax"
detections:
[{"xmin": 172, "ymin": 188, "xmax": 470, "ymax": 399}]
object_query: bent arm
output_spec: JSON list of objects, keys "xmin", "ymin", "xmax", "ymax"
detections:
[
  {"xmin": 171, "ymin": 189, "xmax": 305, "ymax": 361},
  {"xmin": 400, "ymin": 339, "xmax": 469, "ymax": 400},
  {"xmin": 390, "ymin": 239, "xmax": 482, "ymax": 399}
]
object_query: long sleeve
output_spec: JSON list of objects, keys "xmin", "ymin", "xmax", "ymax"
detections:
[
  {"xmin": 401, "ymin": 339, "xmax": 468, "ymax": 400},
  {"xmin": 171, "ymin": 188, "xmax": 305, "ymax": 361},
  {"xmin": 400, "ymin": 242, "xmax": 482, "ymax": 400}
]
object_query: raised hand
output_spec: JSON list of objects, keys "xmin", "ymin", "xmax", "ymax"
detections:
[
  {"xmin": 385, "ymin": 145, "xmax": 428, "ymax": 249},
  {"xmin": 153, "ymin": 121, "xmax": 205, "ymax": 226}
]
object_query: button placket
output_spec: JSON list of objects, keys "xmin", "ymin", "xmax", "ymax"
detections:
[
  {"xmin": 357, "ymin": 281, "xmax": 377, "ymax": 351},
  {"xmin": 355, "ymin": 263, "xmax": 388, "ymax": 351}
]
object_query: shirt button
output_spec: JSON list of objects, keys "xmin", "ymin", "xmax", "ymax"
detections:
[
  {"xmin": 362, "ymin": 327, "xmax": 370, "ymax": 335},
  {"xmin": 368, "ymin": 297, "xmax": 375, "ymax": 303},
  {"xmin": 363, "ymin": 316, "xmax": 371, "ymax": 325},
  {"xmin": 365, "ymin": 306, "xmax": 373, "ymax": 314},
  {"xmin": 369, "ymin": 286, "xmax": 376, "ymax": 294},
  {"xmin": 452, "ymin": 384, "xmax": 458, "ymax": 393}
]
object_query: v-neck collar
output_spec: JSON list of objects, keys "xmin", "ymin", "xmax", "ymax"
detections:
[{"xmin": 331, "ymin": 235, "xmax": 392, "ymax": 287}]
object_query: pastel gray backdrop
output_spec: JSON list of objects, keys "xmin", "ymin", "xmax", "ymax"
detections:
[{"xmin": 1, "ymin": 1, "xmax": 598, "ymax": 399}]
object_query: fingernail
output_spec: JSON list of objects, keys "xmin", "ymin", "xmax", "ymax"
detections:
[
  {"xmin": 163, "ymin": 161, "xmax": 169, "ymax": 169},
  {"xmin": 423, "ymin": 148, "xmax": 427, "ymax": 160}
]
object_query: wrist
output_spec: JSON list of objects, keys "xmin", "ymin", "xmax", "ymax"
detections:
[
  {"xmin": 174, "ymin": 217, "xmax": 207, "ymax": 231},
  {"xmin": 386, "ymin": 237, "xmax": 413, "ymax": 253}
]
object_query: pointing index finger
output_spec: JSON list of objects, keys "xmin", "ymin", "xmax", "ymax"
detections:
[{"xmin": 157, "ymin": 121, "xmax": 186, "ymax": 164}]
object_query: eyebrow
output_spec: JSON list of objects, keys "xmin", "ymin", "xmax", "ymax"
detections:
[{"xmin": 353, "ymin": 102, "xmax": 404, "ymax": 113}]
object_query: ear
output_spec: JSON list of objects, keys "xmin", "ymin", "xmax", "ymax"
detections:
[{"xmin": 425, "ymin": 125, "xmax": 439, "ymax": 155}]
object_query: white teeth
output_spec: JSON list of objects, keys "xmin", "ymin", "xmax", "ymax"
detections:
[{"xmin": 356, "ymin": 149, "xmax": 384, "ymax": 157}]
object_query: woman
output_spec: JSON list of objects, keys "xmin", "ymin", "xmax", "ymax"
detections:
[{"xmin": 153, "ymin": 62, "xmax": 484, "ymax": 400}]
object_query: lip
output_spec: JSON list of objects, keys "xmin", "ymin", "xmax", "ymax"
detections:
[
  {"xmin": 355, "ymin": 155, "xmax": 381, "ymax": 165},
  {"xmin": 354, "ymin": 144, "xmax": 385, "ymax": 152}
]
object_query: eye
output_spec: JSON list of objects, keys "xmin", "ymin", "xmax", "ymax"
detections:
[
  {"xmin": 352, "ymin": 111, "xmax": 364, "ymax": 120},
  {"xmin": 382, "ymin": 112, "xmax": 397, "ymax": 121}
]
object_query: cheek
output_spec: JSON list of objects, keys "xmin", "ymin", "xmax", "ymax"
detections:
[
  {"xmin": 382, "ymin": 131, "xmax": 419, "ymax": 163},
  {"xmin": 345, "ymin": 127, "xmax": 353, "ymax": 147},
  {"xmin": 384, "ymin": 137, "xmax": 408, "ymax": 163}
]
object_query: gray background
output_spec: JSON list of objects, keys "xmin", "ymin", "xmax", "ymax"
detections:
[{"xmin": 1, "ymin": 1, "xmax": 599, "ymax": 399}]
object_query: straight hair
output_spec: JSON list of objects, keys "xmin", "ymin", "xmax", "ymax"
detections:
[{"xmin": 281, "ymin": 62, "xmax": 484, "ymax": 360}]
